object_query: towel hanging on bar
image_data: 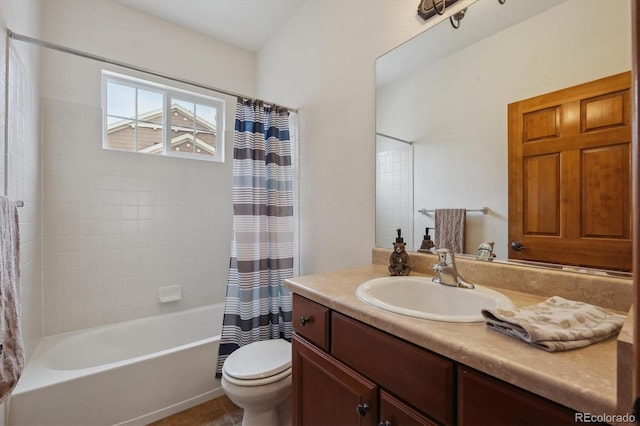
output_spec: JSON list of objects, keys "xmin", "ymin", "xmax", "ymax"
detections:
[
  {"xmin": 0, "ymin": 195, "xmax": 24, "ymax": 403},
  {"xmin": 434, "ymin": 208, "xmax": 466, "ymax": 253}
]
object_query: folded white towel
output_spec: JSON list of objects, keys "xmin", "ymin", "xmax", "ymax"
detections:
[{"xmin": 481, "ymin": 296, "xmax": 625, "ymax": 352}]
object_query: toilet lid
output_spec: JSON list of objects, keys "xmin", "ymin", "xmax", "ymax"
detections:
[{"xmin": 223, "ymin": 339, "xmax": 291, "ymax": 380}]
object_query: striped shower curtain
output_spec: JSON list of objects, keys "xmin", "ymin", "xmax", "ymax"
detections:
[{"xmin": 216, "ymin": 98, "xmax": 294, "ymax": 376}]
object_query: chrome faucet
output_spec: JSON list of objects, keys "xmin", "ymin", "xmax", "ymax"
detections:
[{"xmin": 432, "ymin": 248, "xmax": 475, "ymax": 289}]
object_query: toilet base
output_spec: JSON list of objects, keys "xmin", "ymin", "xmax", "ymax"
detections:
[
  {"xmin": 276, "ymin": 397, "xmax": 292, "ymax": 426},
  {"xmin": 236, "ymin": 396, "xmax": 291, "ymax": 426},
  {"xmin": 242, "ymin": 408, "xmax": 277, "ymax": 426},
  {"xmin": 222, "ymin": 375, "xmax": 291, "ymax": 426}
]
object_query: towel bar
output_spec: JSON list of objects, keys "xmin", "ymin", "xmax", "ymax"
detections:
[
  {"xmin": 15, "ymin": 201, "xmax": 24, "ymax": 207},
  {"xmin": 418, "ymin": 207, "xmax": 488, "ymax": 215}
]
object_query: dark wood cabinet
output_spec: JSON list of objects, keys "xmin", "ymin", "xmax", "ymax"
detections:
[
  {"xmin": 293, "ymin": 293, "xmax": 330, "ymax": 351},
  {"xmin": 332, "ymin": 312, "xmax": 454, "ymax": 425},
  {"xmin": 292, "ymin": 294, "xmax": 582, "ymax": 426},
  {"xmin": 292, "ymin": 334, "xmax": 377, "ymax": 426},
  {"xmin": 457, "ymin": 366, "xmax": 577, "ymax": 426},
  {"xmin": 292, "ymin": 294, "xmax": 448, "ymax": 425},
  {"xmin": 379, "ymin": 390, "xmax": 439, "ymax": 426}
]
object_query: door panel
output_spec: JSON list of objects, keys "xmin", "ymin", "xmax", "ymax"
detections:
[
  {"xmin": 523, "ymin": 106, "xmax": 560, "ymax": 142},
  {"xmin": 581, "ymin": 90, "xmax": 628, "ymax": 132},
  {"xmin": 581, "ymin": 144, "xmax": 631, "ymax": 238},
  {"xmin": 523, "ymin": 154, "xmax": 560, "ymax": 235}
]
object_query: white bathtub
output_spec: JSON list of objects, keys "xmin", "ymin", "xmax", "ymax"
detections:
[{"xmin": 9, "ymin": 303, "xmax": 225, "ymax": 426}]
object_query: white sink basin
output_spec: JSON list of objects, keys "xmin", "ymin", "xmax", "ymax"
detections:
[{"xmin": 356, "ymin": 276, "xmax": 513, "ymax": 322}]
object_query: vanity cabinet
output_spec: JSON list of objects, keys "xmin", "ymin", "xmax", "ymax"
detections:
[
  {"xmin": 457, "ymin": 366, "xmax": 577, "ymax": 425},
  {"xmin": 292, "ymin": 294, "xmax": 580, "ymax": 426},
  {"xmin": 293, "ymin": 294, "xmax": 449, "ymax": 426}
]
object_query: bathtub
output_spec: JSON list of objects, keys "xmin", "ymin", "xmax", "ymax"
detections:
[{"xmin": 8, "ymin": 303, "xmax": 225, "ymax": 426}]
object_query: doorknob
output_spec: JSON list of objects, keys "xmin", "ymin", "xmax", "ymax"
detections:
[{"xmin": 511, "ymin": 241, "xmax": 524, "ymax": 252}]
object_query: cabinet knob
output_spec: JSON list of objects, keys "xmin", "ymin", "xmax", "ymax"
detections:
[
  {"xmin": 299, "ymin": 316, "xmax": 311, "ymax": 326},
  {"xmin": 377, "ymin": 422, "xmax": 392, "ymax": 426},
  {"xmin": 356, "ymin": 403, "xmax": 369, "ymax": 417}
]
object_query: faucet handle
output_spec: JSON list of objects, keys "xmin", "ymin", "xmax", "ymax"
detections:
[{"xmin": 435, "ymin": 248, "xmax": 454, "ymax": 265}]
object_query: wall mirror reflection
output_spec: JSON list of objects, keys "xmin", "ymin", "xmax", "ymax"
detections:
[{"xmin": 375, "ymin": 0, "xmax": 632, "ymax": 273}]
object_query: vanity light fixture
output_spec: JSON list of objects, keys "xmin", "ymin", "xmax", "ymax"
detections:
[
  {"xmin": 418, "ymin": 0, "xmax": 502, "ymax": 29},
  {"xmin": 449, "ymin": 8, "xmax": 466, "ymax": 29},
  {"xmin": 417, "ymin": 0, "xmax": 459, "ymax": 20},
  {"xmin": 432, "ymin": 0, "xmax": 446, "ymax": 15}
]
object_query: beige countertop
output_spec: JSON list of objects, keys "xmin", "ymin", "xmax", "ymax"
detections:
[{"xmin": 284, "ymin": 264, "xmax": 622, "ymax": 416}]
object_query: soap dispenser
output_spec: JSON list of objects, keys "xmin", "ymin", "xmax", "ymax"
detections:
[
  {"xmin": 418, "ymin": 227, "xmax": 435, "ymax": 253},
  {"xmin": 388, "ymin": 228, "xmax": 411, "ymax": 276}
]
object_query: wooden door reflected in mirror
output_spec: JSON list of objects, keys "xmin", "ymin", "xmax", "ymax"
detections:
[{"xmin": 508, "ymin": 71, "xmax": 632, "ymax": 271}]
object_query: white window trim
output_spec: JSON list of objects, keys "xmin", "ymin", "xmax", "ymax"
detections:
[{"xmin": 101, "ymin": 70, "xmax": 225, "ymax": 162}]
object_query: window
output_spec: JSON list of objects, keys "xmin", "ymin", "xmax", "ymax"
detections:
[{"xmin": 102, "ymin": 71, "xmax": 224, "ymax": 162}]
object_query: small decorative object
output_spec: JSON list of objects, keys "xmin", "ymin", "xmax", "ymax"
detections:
[
  {"xmin": 476, "ymin": 242, "xmax": 496, "ymax": 261},
  {"xmin": 389, "ymin": 229, "xmax": 412, "ymax": 276},
  {"xmin": 418, "ymin": 227, "xmax": 435, "ymax": 253}
]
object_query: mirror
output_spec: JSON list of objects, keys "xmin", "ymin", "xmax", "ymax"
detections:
[{"xmin": 375, "ymin": 0, "xmax": 632, "ymax": 270}]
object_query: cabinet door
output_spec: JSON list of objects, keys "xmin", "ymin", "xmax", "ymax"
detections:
[
  {"xmin": 379, "ymin": 390, "xmax": 439, "ymax": 426},
  {"xmin": 292, "ymin": 334, "xmax": 378, "ymax": 426},
  {"xmin": 458, "ymin": 366, "xmax": 577, "ymax": 425}
]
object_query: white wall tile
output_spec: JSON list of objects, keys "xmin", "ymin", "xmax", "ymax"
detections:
[
  {"xmin": 6, "ymin": 40, "xmax": 43, "ymax": 360},
  {"xmin": 39, "ymin": 85, "xmax": 239, "ymax": 332}
]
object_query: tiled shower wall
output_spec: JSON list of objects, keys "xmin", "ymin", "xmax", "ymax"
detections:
[
  {"xmin": 34, "ymin": 0, "xmax": 260, "ymax": 335},
  {"xmin": 41, "ymin": 96, "xmax": 235, "ymax": 335},
  {"xmin": 6, "ymin": 44, "xmax": 42, "ymax": 358},
  {"xmin": 376, "ymin": 138, "xmax": 413, "ymax": 250}
]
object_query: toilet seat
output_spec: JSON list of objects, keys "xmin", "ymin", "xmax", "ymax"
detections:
[
  {"xmin": 222, "ymin": 339, "xmax": 292, "ymax": 387},
  {"xmin": 223, "ymin": 366, "xmax": 292, "ymax": 386}
]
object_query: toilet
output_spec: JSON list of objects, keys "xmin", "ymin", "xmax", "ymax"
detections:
[{"xmin": 221, "ymin": 339, "xmax": 292, "ymax": 426}]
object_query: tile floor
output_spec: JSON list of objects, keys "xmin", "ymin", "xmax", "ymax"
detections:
[{"xmin": 148, "ymin": 395, "xmax": 243, "ymax": 426}]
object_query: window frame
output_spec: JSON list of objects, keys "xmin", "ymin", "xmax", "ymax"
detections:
[{"xmin": 101, "ymin": 71, "xmax": 225, "ymax": 162}]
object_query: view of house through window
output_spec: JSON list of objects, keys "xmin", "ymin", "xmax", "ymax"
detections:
[{"xmin": 103, "ymin": 71, "xmax": 224, "ymax": 161}]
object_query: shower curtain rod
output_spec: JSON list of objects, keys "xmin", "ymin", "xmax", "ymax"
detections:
[
  {"xmin": 376, "ymin": 132, "xmax": 413, "ymax": 145},
  {"xmin": 7, "ymin": 30, "xmax": 298, "ymax": 113}
]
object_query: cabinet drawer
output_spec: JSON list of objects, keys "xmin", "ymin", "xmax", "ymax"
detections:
[
  {"xmin": 458, "ymin": 366, "xmax": 577, "ymax": 425},
  {"xmin": 380, "ymin": 390, "xmax": 439, "ymax": 426},
  {"xmin": 293, "ymin": 294, "xmax": 330, "ymax": 351},
  {"xmin": 331, "ymin": 312, "xmax": 454, "ymax": 426}
]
